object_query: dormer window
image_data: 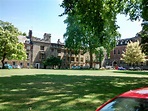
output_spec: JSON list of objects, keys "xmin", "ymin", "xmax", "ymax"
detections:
[{"xmin": 120, "ymin": 41, "xmax": 122, "ymax": 45}]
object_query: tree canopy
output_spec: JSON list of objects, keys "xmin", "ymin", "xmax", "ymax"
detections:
[
  {"xmin": 141, "ymin": 0, "xmax": 148, "ymax": 55},
  {"xmin": 43, "ymin": 56, "xmax": 62, "ymax": 69},
  {"xmin": 0, "ymin": 20, "xmax": 27, "ymax": 69},
  {"xmin": 60, "ymin": 0, "xmax": 121, "ymax": 68},
  {"xmin": 122, "ymin": 0, "xmax": 148, "ymax": 54}
]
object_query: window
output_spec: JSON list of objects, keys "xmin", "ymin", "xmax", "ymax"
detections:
[
  {"xmin": 118, "ymin": 50, "xmax": 120, "ymax": 54},
  {"xmin": 40, "ymin": 53, "xmax": 45, "ymax": 59},
  {"xmin": 51, "ymin": 49, "xmax": 54, "ymax": 52},
  {"xmin": 40, "ymin": 46, "xmax": 44, "ymax": 50},
  {"xmin": 114, "ymin": 50, "xmax": 116, "ymax": 54},
  {"xmin": 71, "ymin": 51, "xmax": 75, "ymax": 55},
  {"xmin": 100, "ymin": 97, "xmax": 148, "ymax": 111},
  {"xmin": 27, "ymin": 63, "xmax": 30, "ymax": 66},
  {"xmin": 71, "ymin": 57, "xmax": 74, "ymax": 61},
  {"xmin": 26, "ymin": 53, "xmax": 29, "ymax": 59},
  {"xmin": 146, "ymin": 61, "xmax": 148, "ymax": 66},
  {"xmin": 13, "ymin": 62, "xmax": 16, "ymax": 65},
  {"xmin": 68, "ymin": 51, "xmax": 71, "ymax": 55},
  {"xmin": 76, "ymin": 58, "xmax": 78, "ymax": 61},
  {"xmin": 120, "ymin": 41, "xmax": 122, "ymax": 45},
  {"xmin": 57, "ymin": 49, "xmax": 61, "ymax": 53},
  {"xmin": 81, "ymin": 58, "xmax": 83, "ymax": 62},
  {"xmin": 20, "ymin": 63, "xmax": 23, "ymax": 66}
]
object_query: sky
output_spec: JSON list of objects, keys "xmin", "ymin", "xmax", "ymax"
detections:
[{"xmin": 0, "ymin": 0, "xmax": 142, "ymax": 43}]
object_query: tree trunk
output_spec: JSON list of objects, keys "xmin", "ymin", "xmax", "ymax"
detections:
[
  {"xmin": 89, "ymin": 48, "xmax": 93, "ymax": 69},
  {"xmin": 1, "ymin": 54, "xmax": 6, "ymax": 69},
  {"xmin": 1, "ymin": 59, "xmax": 5, "ymax": 69},
  {"xmin": 99, "ymin": 51, "xmax": 102, "ymax": 69}
]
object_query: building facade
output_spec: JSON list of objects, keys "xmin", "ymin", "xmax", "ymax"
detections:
[
  {"xmin": 110, "ymin": 35, "xmax": 148, "ymax": 69},
  {"xmin": 5, "ymin": 30, "xmax": 147, "ymax": 69},
  {"xmin": 4, "ymin": 30, "xmax": 92, "ymax": 69}
]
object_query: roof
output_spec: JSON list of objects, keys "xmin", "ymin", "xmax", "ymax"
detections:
[
  {"xmin": 116, "ymin": 36, "xmax": 141, "ymax": 46},
  {"xmin": 119, "ymin": 87, "xmax": 148, "ymax": 99}
]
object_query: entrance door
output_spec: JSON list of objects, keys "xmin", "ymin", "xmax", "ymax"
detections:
[{"xmin": 36, "ymin": 63, "xmax": 40, "ymax": 69}]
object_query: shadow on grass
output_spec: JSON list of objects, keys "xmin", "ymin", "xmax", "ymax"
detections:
[
  {"xmin": 113, "ymin": 70, "xmax": 148, "ymax": 75},
  {"xmin": 0, "ymin": 74, "xmax": 148, "ymax": 111}
]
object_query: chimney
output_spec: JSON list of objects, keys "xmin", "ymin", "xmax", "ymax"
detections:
[
  {"xmin": 57, "ymin": 39, "xmax": 61, "ymax": 44},
  {"xmin": 28, "ymin": 30, "xmax": 32, "ymax": 38},
  {"xmin": 44, "ymin": 33, "xmax": 51, "ymax": 42}
]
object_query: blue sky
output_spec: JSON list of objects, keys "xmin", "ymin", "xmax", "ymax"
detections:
[{"xmin": 0, "ymin": 0, "xmax": 142, "ymax": 43}]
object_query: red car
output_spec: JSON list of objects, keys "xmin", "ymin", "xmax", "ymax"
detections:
[{"xmin": 96, "ymin": 87, "xmax": 148, "ymax": 111}]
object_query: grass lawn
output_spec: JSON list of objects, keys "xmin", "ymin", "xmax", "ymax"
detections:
[{"xmin": 0, "ymin": 69, "xmax": 148, "ymax": 111}]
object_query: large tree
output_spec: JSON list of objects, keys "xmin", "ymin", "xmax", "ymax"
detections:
[
  {"xmin": 121, "ymin": 41, "xmax": 145, "ymax": 66},
  {"xmin": 0, "ymin": 20, "xmax": 27, "ymax": 69},
  {"xmin": 122, "ymin": 0, "xmax": 148, "ymax": 54},
  {"xmin": 60, "ymin": 0, "xmax": 120, "ymax": 68},
  {"xmin": 141, "ymin": 0, "xmax": 148, "ymax": 55},
  {"xmin": 63, "ymin": 14, "xmax": 101, "ymax": 68}
]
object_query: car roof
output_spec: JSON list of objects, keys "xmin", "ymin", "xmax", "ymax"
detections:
[{"xmin": 119, "ymin": 87, "xmax": 148, "ymax": 99}]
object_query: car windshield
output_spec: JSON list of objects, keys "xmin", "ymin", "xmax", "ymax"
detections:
[{"xmin": 100, "ymin": 97, "xmax": 148, "ymax": 111}]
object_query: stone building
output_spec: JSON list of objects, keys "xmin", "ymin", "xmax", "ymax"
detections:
[{"xmin": 6, "ymin": 30, "xmax": 91, "ymax": 69}]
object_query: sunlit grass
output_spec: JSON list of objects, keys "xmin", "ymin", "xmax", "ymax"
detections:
[{"xmin": 0, "ymin": 69, "xmax": 148, "ymax": 111}]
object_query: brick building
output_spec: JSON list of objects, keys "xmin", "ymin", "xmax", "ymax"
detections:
[{"xmin": 110, "ymin": 34, "xmax": 148, "ymax": 69}]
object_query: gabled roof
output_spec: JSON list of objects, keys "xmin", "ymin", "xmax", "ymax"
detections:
[{"xmin": 116, "ymin": 36, "xmax": 141, "ymax": 46}]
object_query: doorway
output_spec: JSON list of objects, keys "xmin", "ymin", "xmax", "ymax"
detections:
[{"xmin": 35, "ymin": 63, "xmax": 40, "ymax": 69}]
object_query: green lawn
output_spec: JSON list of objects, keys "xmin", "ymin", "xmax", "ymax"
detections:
[{"xmin": 0, "ymin": 69, "xmax": 148, "ymax": 111}]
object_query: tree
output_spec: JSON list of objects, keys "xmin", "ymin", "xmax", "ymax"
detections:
[
  {"xmin": 141, "ymin": 0, "xmax": 148, "ymax": 55},
  {"xmin": 95, "ymin": 47, "xmax": 106, "ymax": 68},
  {"xmin": 0, "ymin": 20, "xmax": 27, "ymax": 69},
  {"xmin": 140, "ymin": 27, "xmax": 148, "ymax": 55},
  {"xmin": 121, "ymin": 41, "xmax": 145, "ymax": 66},
  {"xmin": 60, "ymin": 0, "xmax": 120, "ymax": 68},
  {"xmin": 63, "ymin": 14, "xmax": 100, "ymax": 68},
  {"xmin": 22, "ymin": 32, "xmax": 27, "ymax": 36},
  {"xmin": 43, "ymin": 56, "xmax": 62, "ymax": 69},
  {"xmin": 63, "ymin": 15, "xmax": 84, "ymax": 54},
  {"xmin": 122, "ymin": 0, "xmax": 148, "ymax": 54}
]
